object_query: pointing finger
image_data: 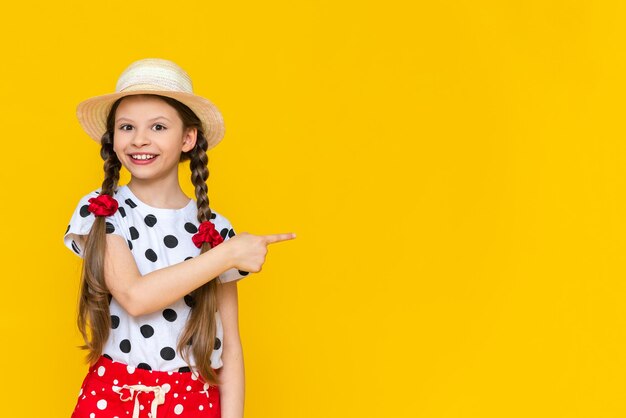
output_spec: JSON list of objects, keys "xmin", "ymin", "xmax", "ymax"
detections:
[{"xmin": 264, "ymin": 233, "xmax": 297, "ymax": 244}]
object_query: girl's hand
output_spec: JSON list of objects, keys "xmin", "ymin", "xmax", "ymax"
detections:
[{"xmin": 223, "ymin": 232, "xmax": 296, "ymax": 273}]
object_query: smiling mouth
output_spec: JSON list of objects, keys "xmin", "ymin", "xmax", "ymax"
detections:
[{"xmin": 129, "ymin": 154, "xmax": 158, "ymax": 160}]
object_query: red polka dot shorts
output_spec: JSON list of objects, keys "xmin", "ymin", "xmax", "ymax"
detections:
[{"xmin": 71, "ymin": 355, "xmax": 221, "ymax": 418}]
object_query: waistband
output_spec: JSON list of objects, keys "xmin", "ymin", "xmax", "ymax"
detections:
[{"xmin": 87, "ymin": 355, "xmax": 219, "ymax": 392}]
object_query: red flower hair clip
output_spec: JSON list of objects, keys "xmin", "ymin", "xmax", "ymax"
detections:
[
  {"xmin": 87, "ymin": 194, "xmax": 119, "ymax": 217},
  {"xmin": 192, "ymin": 220, "xmax": 224, "ymax": 249}
]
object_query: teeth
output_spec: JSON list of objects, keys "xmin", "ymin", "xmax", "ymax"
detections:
[{"xmin": 131, "ymin": 154, "xmax": 156, "ymax": 160}]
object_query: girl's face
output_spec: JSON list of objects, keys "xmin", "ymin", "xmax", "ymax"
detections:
[{"xmin": 113, "ymin": 95, "xmax": 196, "ymax": 183}]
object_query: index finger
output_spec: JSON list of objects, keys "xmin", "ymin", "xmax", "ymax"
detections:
[{"xmin": 263, "ymin": 233, "xmax": 297, "ymax": 244}]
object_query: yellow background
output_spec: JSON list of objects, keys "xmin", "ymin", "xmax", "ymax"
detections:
[{"xmin": 0, "ymin": 0, "xmax": 622, "ymax": 417}]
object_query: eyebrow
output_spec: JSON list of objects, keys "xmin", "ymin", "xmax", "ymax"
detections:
[{"xmin": 115, "ymin": 116, "xmax": 172, "ymax": 123}]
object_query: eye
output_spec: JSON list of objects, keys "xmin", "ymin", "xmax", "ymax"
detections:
[
  {"xmin": 118, "ymin": 124, "xmax": 132, "ymax": 131},
  {"xmin": 153, "ymin": 124, "xmax": 167, "ymax": 131}
]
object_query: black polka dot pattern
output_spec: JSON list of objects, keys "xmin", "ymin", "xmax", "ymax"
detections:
[
  {"xmin": 66, "ymin": 186, "xmax": 243, "ymax": 371},
  {"xmin": 160, "ymin": 347, "xmax": 176, "ymax": 360},
  {"xmin": 103, "ymin": 354, "xmax": 113, "ymax": 360},
  {"xmin": 79, "ymin": 205, "xmax": 91, "ymax": 217},
  {"xmin": 163, "ymin": 309, "xmax": 177, "ymax": 322},
  {"xmin": 140, "ymin": 324, "xmax": 154, "ymax": 338},
  {"xmin": 137, "ymin": 363, "xmax": 152, "ymax": 371},
  {"xmin": 145, "ymin": 249, "xmax": 158, "ymax": 262},
  {"xmin": 163, "ymin": 235, "xmax": 178, "ymax": 248},
  {"xmin": 144, "ymin": 214, "xmax": 157, "ymax": 227}
]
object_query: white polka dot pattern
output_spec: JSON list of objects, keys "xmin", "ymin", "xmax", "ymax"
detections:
[{"xmin": 96, "ymin": 399, "xmax": 107, "ymax": 410}]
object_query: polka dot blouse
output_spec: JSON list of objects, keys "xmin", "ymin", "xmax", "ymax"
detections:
[{"xmin": 63, "ymin": 185, "xmax": 249, "ymax": 372}]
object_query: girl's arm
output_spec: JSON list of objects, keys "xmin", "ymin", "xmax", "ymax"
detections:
[
  {"xmin": 217, "ymin": 281, "xmax": 245, "ymax": 418},
  {"xmin": 103, "ymin": 234, "xmax": 234, "ymax": 316}
]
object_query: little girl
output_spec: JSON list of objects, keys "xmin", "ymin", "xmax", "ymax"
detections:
[{"xmin": 63, "ymin": 58, "xmax": 296, "ymax": 418}]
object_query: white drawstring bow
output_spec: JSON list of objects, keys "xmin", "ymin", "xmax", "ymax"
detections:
[{"xmin": 112, "ymin": 384, "xmax": 167, "ymax": 418}]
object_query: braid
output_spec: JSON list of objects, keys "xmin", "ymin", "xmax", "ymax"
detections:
[
  {"xmin": 100, "ymin": 131, "xmax": 122, "ymax": 195},
  {"xmin": 177, "ymin": 128, "xmax": 221, "ymax": 386},
  {"xmin": 77, "ymin": 129, "xmax": 122, "ymax": 365},
  {"xmin": 190, "ymin": 131, "xmax": 212, "ymax": 223}
]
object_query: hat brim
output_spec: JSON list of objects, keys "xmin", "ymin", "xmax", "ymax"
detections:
[{"xmin": 76, "ymin": 89, "xmax": 225, "ymax": 150}]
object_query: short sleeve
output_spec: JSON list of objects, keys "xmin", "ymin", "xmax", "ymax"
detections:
[
  {"xmin": 217, "ymin": 215, "xmax": 251, "ymax": 284},
  {"xmin": 63, "ymin": 189, "xmax": 126, "ymax": 258}
]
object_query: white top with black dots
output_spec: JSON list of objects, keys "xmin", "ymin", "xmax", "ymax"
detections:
[{"xmin": 63, "ymin": 184, "xmax": 249, "ymax": 372}]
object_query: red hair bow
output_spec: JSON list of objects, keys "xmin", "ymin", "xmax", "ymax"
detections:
[
  {"xmin": 87, "ymin": 194, "xmax": 119, "ymax": 216},
  {"xmin": 192, "ymin": 221, "xmax": 224, "ymax": 249}
]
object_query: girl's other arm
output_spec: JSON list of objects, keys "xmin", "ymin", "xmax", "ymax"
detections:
[
  {"xmin": 103, "ymin": 234, "xmax": 233, "ymax": 316},
  {"xmin": 217, "ymin": 281, "xmax": 245, "ymax": 418}
]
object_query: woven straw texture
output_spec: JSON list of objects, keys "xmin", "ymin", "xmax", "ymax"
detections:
[{"xmin": 76, "ymin": 58, "xmax": 225, "ymax": 150}]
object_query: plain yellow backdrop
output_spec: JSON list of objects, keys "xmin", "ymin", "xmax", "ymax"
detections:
[{"xmin": 0, "ymin": 0, "xmax": 623, "ymax": 417}]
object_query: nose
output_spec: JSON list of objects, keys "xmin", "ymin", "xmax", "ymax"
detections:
[{"xmin": 130, "ymin": 127, "xmax": 151, "ymax": 147}]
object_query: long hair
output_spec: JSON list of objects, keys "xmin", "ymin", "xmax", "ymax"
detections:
[{"xmin": 77, "ymin": 93, "xmax": 223, "ymax": 385}]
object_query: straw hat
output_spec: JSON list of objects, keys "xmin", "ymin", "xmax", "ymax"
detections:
[{"xmin": 76, "ymin": 58, "xmax": 225, "ymax": 150}]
